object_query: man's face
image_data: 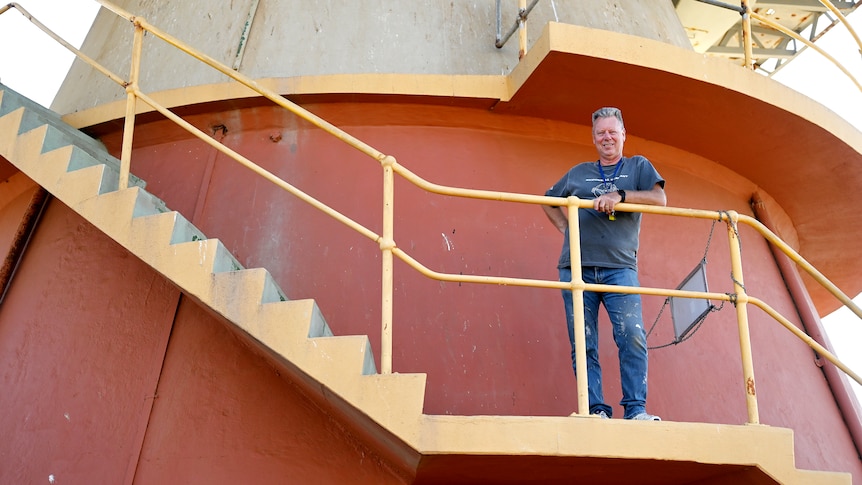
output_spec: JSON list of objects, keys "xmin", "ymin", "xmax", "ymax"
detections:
[{"xmin": 593, "ymin": 116, "xmax": 626, "ymax": 163}]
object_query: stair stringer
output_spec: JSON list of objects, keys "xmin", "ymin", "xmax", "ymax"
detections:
[{"xmin": 0, "ymin": 85, "xmax": 852, "ymax": 484}]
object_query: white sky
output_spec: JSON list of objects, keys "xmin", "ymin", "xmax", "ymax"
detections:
[
  {"xmin": 0, "ymin": 1, "xmax": 861, "ymax": 400},
  {"xmin": 0, "ymin": 1, "xmax": 101, "ymax": 107}
]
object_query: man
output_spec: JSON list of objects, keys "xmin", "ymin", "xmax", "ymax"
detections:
[{"xmin": 542, "ymin": 107, "xmax": 666, "ymax": 420}]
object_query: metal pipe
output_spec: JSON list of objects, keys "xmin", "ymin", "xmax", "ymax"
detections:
[
  {"xmin": 495, "ymin": 0, "xmax": 541, "ymax": 49},
  {"xmin": 232, "ymin": 0, "xmax": 260, "ymax": 70},
  {"xmin": 119, "ymin": 23, "xmax": 144, "ymax": 190},
  {"xmin": 380, "ymin": 156, "xmax": 396, "ymax": 374},
  {"xmin": 495, "ymin": 0, "xmax": 502, "ymax": 46},
  {"xmin": 726, "ymin": 211, "xmax": 760, "ymax": 424}
]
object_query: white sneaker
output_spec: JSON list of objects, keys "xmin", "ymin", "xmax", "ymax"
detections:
[
  {"xmin": 628, "ymin": 412, "xmax": 661, "ymax": 421},
  {"xmin": 568, "ymin": 410, "xmax": 610, "ymax": 418}
]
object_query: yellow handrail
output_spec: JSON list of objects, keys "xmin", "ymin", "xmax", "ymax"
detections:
[
  {"xmin": 2, "ymin": 0, "xmax": 861, "ymax": 424},
  {"xmin": 130, "ymin": 90, "xmax": 382, "ymax": 245}
]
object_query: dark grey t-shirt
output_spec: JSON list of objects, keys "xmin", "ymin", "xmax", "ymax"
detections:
[{"xmin": 545, "ymin": 155, "xmax": 665, "ymax": 270}]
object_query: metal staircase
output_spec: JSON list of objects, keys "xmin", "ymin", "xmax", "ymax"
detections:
[
  {"xmin": 0, "ymin": 81, "xmax": 428, "ymax": 451},
  {"xmin": 0, "ymin": 82, "xmax": 850, "ymax": 484}
]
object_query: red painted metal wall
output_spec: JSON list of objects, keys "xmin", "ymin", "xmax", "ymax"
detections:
[
  {"xmin": 0, "ymin": 198, "xmax": 409, "ymax": 483},
  {"xmin": 92, "ymin": 100, "xmax": 859, "ymax": 476}
]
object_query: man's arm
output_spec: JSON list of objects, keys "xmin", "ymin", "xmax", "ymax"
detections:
[
  {"xmin": 593, "ymin": 183, "xmax": 666, "ymax": 214},
  {"xmin": 542, "ymin": 205, "xmax": 568, "ymax": 234}
]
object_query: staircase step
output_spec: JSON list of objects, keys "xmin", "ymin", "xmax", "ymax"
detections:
[
  {"xmin": 31, "ymin": 113, "xmax": 114, "ymax": 165},
  {"xmin": 211, "ymin": 268, "xmax": 288, "ymax": 325},
  {"xmin": 308, "ymin": 335, "xmax": 378, "ymax": 377},
  {"xmin": 254, "ymin": 299, "xmax": 334, "ymax": 347},
  {"xmin": 9, "ymin": 126, "xmax": 77, "ymax": 188},
  {"xmin": 128, "ymin": 211, "xmax": 206, "ymax": 250},
  {"xmin": 0, "ymin": 105, "xmax": 25, "ymax": 155},
  {"xmin": 328, "ymin": 373, "xmax": 427, "ymax": 431},
  {"xmin": 163, "ymin": 239, "xmax": 243, "ymax": 300},
  {"xmin": 56, "ymin": 163, "xmax": 119, "ymax": 197},
  {"xmin": 74, "ymin": 187, "xmax": 164, "ymax": 238}
]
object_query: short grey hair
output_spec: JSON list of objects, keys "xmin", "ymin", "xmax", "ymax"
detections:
[{"xmin": 592, "ymin": 107, "xmax": 625, "ymax": 130}]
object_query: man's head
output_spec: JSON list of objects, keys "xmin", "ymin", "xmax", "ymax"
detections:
[{"xmin": 592, "ymin": 107, "xmax": 626, "ymax": 165}]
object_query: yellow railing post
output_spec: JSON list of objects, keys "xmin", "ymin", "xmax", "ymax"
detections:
[
  {"xmin": 380, "ymin": 155, "xmax": 397, "ymax": 374},
  {"xmin": 740, "ymin": 1, "xmax": 754, "ymax": 70},
  {"xmin": 567, "ymin": 197, "xmax": 590, "ymax": 416},
  {"xmin": 726, "ymin": 210, "xmax": 760, "ymax": 424},
  {"xmin": 518, "ymin": 0, "xmax": 527, "ymax": 59},
  {"xmin": 119, "ymin": 21, "xmax": 144, "ymax": 190}
]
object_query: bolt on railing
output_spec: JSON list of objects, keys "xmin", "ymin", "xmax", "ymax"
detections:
[{"xmin": 2, "ymin": 0, "xmax": 861, "ymax": 425}]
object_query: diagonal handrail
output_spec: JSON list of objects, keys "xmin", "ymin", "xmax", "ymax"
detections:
[{"xmin": 2, "ymin": 0, "xmax": 861, "ymax": 426}]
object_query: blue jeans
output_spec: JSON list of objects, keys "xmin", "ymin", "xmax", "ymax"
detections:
[{"xmin": 559, "ymin": 266, "xmax": 649, "ymax": 419}]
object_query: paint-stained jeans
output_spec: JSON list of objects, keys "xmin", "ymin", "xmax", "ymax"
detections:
[{"xmin": 559, "ymin": 266, "xmax": 649, "ymax": 419}]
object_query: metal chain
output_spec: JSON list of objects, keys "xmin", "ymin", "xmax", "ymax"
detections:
[
  {"xmin": 647, "ymin": 213, "xmax": 736, "ymax": 350},
  {"xmin": 702, "ymin": 218, "xmax": 718, "ymax": 264},
  {"xmin": 730, "ymin": 274, "xmax": 746, "ymax": 296},
  {"xmin": 645, "ymin": 297, "xmax": 669, "ymax": 341}
]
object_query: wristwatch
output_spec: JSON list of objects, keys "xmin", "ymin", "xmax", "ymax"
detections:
[{"xmin": 617, "ymin": 189, "xmax": 626, "ymax": 203}]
